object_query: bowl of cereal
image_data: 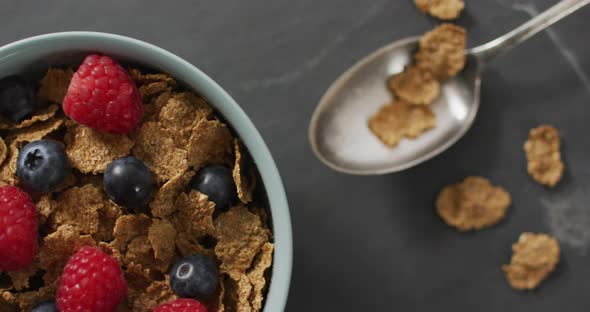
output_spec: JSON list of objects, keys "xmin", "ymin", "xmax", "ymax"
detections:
[{"xmin": 0, "ymin": 32, "xmax": 291, "ymax": 311}]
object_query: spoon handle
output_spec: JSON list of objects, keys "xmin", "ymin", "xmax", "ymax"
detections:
[{"xmin": 469, "ymin": 0, "xmax": 590, "ymax": 66}]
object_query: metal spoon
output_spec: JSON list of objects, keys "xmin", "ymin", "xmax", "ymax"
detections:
[{"xmin": 309, "ymin": 0, "xmax": 589, "ymax": 175}]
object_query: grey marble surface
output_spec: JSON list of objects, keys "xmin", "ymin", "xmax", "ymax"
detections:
[{"xmin": 2, "ymin": 0, "xmax": 590, "ymax": 311}]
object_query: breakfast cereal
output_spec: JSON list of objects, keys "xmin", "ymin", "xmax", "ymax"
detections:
[
  {"xmin": 49, "ymin": 184, "xmax": 104, "ymax": 234},
  {"xmin": 38, "ymin": 225, "xmax": 95, "ymax": 284},
  {"xmin": 172, "ymin": 190, "xmax": 216, "ymax": 237},
  {"xmin": 0, "ymin": 61, "xmax": 274, "ymax": 311},
  {"xmin": 0, "ymin": 137, "xmax": 6, "ymax": 166},
  {"xmin": 159, "ymin": 93, "xmax": 213, "ymax": 146},
  {"xmin": 388, "ymin": 66, "xmax": 440, "ymax": 105},
  {"xmin": 214, "ymin": 206, "xmax": 271, "ymax": 281},
  {"xmin": 38, "ymin": 68, "xmax": 74, "ymax": 104},
  {"xmin": 35, "ymin": 195, "xmax": 55, "ymax": 224},
  {"xmin": 436, "ymin": 176, "xmax": 511, "ymax": 231},
  {"xmin": 150, "ymin": 171, "xmax": 195, "ymax": 218},
  {"xmin": 247, "ymin": 243, "xmax": 274, "ymax": 311},
  {"xmin": 176, "ymin": 232, "xmax": 216, "ymax": 259},
  {"xmin": 369, "ymin": 24, "xmax": 466, "ymax": 148},
  {"xmin": 148, "ymin": 218, "xmax": 177, "ymax": 265},
  {"xmin": 8, "ymin": 117, "xmax": 64, "ymax": 144},
  {"xmin": 415, "ymin": 0, "xmax": 465, "ymax": 20},
  {"xmin": 415, "ymin": 23, "xmax": 466, "ymax": 81},
  {"xmin": 503, "ymin": 233, "xmax": 560, "ymax": 290},
  {"xmin": 0, "ymin": 105, "xmax": 60, "ymax": 130},
  {"xmin": 131, "ymin": 277, "xmax": 178, "ymax": 312},
  {"xmin": 132, "ymin": 121, "xmax": 190, "ymax": 182},
  {"xmin": 0, "ymin": 144, "xmax": 19, "ymax": 185},
  {"xmin": 524, "ymin": 125, "xmax": 564, "ymax": 187},
  {"xmin": 368, "ymin": 101, "xmax": 436, "ymax": 147},
  {"xmin": 65, "ymin": 124, "xmax": 135, "ymax": 174},
  {"xmin": 233, "ymin": 139, "xmax": 255, "ymax": 203},
  {"xmin": 187, "ymin": 119, "xmax": 233, "ymax": 170}
]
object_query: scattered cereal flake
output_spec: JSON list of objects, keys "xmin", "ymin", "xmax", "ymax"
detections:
[
  {"xmin": 524, "ymin": 125, "xmax": 564, "ymax": 187},
  {"xmin": 151, "ymin": 171, "xmax": 195, "ymax": 218},
  {"xmin": 176, "ymin": 232, "xmax": 216, "ymax": 259},
  {"xmin": 64, "ymin": 125, "xmax": 135, "ymax": 174},
  {"xmin": 503, "ymin": 233, "xmax": 560, "ymax": 290},
  {"xmin": 0, "ymin": 136, "xmax": 7, "ymax": 167},
  {"xmin": 38, "ymin": 225, "xmax": 95, "ymax": 284},
  {"xmin": 388, "ymin": 66, "xmax": 440, "ymax": 105},
  {"xmin": 415, "ymin": 0, "xmax": 464, "ymax": 20},
  {"xmin": 247, "ymin": 243, "xmax": 273, "ymax": 311},
  {"xmin": 132, "ymin": 121, "xmax": 189, "ymax": 182},
  {"xmin": 36, "ymin": 194, "xmax": 56, "ymax": 224},
  {"xmin": 436, "ymin": 176, "xmax": 511, "ymax": 231},
  {"xmin": 159, "ymin": 93, "xmax": 213, "ymax": 146},
  {"xmin": 233, "ymin": 140, "xmax": 256, "ymax": 204},
  {"xmin": 0, "ymin": 105, "xmax": 60, "ymax": 130},
  {"xmin": 215, "ymin": 206, "xmax": 270, "ymax": 280},
  {"xmin": 187, "ymin": 119, "xmax": 233, "ymax": 170},
  {"xmin": 8, "ymin": 117, "xmax": 64, "ymax": 144},
  {"xmin": 93, "ymin": 201, "xmax": 123, "ymax": 242},
  {"xmin": 37, "ymin": 67, "xmax": 74, "ymax": 104},
  {"xmin": 50, "ymin": 184, "xmax": 105, "ymax": 234},
  {"xmin": 0, "ymin": 144, "xmax": 19, "ymax": 185},
  {"xmin": 148, "ymin": 218, "xmax": 177, "ymax": 265},
  {"xmin": 172, "ymin": 190, "xmax": 216, "ymax": 237},
  {"xmin": 368, "ymin": 101, "xmax": 436, "ymax": 147},
  {"xmin": 125, "ymin": 235, "xmax": 167, "ymax": 273},
  {"xmin": 415, "ymin": 23, "xmax": 466, "ymax": 81},
  {"xmin": 131, "ymin": 276, "xmax": 178, "ymax": 312},
  {"xmin": 111, "ymin": 214, "xmax": 152, "ymax": 254}
]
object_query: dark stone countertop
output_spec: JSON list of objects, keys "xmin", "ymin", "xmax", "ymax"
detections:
[{"xmin": 1, "ymin": 0, "xmax": 590, "ymax": 310}]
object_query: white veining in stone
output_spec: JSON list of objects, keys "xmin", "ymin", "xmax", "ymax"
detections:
[
  {"xmin": 541, "ymin": 183, "xmax": 590, "ymax": 253},
  {"xmin": 499, "ymin": 0, "xmax": 590, "ymax": 253},
  {"xmin": 240, "ymin": 0, "xmax": 387, "ymax": 91},
  {"xmin": 498, "ymin": 0, "xmax": 590, "ymax": 93}
]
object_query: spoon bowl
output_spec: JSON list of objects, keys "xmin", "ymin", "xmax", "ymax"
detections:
[
  {"xmin": 309, "ymin": 37, "xmax": 480, "ymax": 175},
  {"xmin": 309, "ymin": 0, "xmax": 588, "ymax": 175}
]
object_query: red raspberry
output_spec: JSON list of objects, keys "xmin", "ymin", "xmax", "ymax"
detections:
[
  {"xmin": 57, "ymin": 246, "xmax": 127, "ymax": 312},
  {"xmin": 63, "ymin": 54, "xmax": 143, "ymax": 134},
  {"xmin": 154, "ymin": 299, "xmax": 208, "ymax": 312},
  {"xmin": 0, "ymin": 186, "xmax": 38, "ymax": 270}
]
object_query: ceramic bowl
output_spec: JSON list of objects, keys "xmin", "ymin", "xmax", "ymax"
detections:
[{"xmin": 0, "ymin": 31, "xmax": 292, "ymax": 312}]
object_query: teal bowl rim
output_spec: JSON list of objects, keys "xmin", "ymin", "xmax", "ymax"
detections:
[{"xmin": 0, "ymin": 31, "xmax": 292, "ymax": 311}]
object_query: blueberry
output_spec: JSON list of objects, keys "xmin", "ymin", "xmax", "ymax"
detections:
[
  {"xmin": 104, "ymin": 156, "xmax": 154, "ymax": 208},
  {"xmin": 170, "ymin": 254, "xmax": 219, "ymax": 300},
  {"xmin": 31, "ymin": 301, "xmax": 58, "ymax": 312},
  {"xmin": 190, "ymin": 165, "xmax": 236, "ymax": 210},
  {"xmin": 17, "ymin": 140, "xmax": 70, "ymax": 193},
  {"xmin": 0, "ymin": 76, "xmax": 37, "ymax": 122}
]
